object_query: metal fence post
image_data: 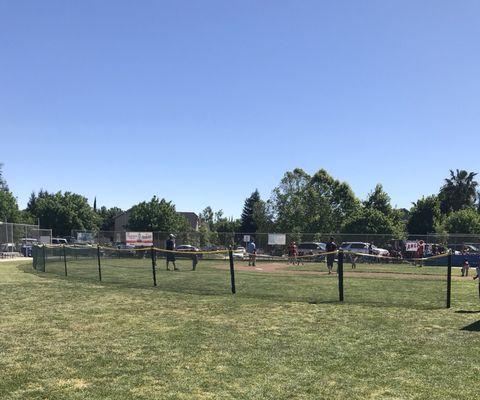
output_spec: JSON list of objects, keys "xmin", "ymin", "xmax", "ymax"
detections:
[
  {"xmin": 446, "ymin": 252, "xmax": 452, "ymax": 308},
  {"xmin": 63, "ymin": 245, "xmax": 68, "ymax": 276},
  {"xmin": 32, "ymin": 246, "xmax": 36, "ymax": 270},
  {"xmin": 228, "ymin": 247, "xmax": 236, "ymax": 294},
  {"xmin": 97, "ymin": 245, "xmax": 102, "ymax": 282},
  {"xmin": 43, "ymin": 245, "xmax": 46, "ymax": 272},
  {"xmin": 151, "ymin": 245, "xmax": 157, "ymax": 287},
  {"xmin": 338, "ymin": 250, "xmax": 344, "ymax": 302}
]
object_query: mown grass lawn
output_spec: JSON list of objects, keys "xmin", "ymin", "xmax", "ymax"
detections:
[{"xmin": 1, "ymin": 259, "xmax": 480, "ymax": 399}]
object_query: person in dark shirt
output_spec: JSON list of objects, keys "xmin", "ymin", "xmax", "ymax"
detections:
[
  {"xmin": 325, "ymin": 237, "xmax": 337, "ymax": 274},
  {"xmin": 166, "ymin": 234, "xmax": 178, "ymax": 271}
]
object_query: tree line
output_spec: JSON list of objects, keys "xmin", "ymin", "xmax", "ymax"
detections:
[{"xmin": 1, "ymin": 163, "xmax": 480, "ymax": 237}]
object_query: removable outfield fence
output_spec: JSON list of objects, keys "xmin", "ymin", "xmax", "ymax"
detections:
[{"xmin": 32, "ymin": 244, "xmax": 455, "ymax": 309}]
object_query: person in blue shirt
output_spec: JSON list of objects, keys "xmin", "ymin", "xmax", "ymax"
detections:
[{"xmin": 246, "ymin": 239, "xmax": 257, "ymax": 267}]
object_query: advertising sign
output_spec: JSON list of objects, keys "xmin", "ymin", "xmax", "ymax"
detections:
[
  {"xmin": 405, "ymin": 241, "xmax": 418, "ymax": 252},
  {"xmin": 39, "ymin": 236, "xmax": 51, "ymax": 244},
  {"xmin": 268, "ymin": 233, "xmax": 286, "ymax": 245},
  {"xmin": 77, "ymin": 232, "xmax": 95, "ymax": 243},
  {"xmin": 126, "ymin": 232, "xmax": 153, "ymax": 246}
]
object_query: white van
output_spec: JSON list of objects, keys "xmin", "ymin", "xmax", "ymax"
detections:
[{"xmin": 51, "ymin": 238, "xmax": 68, "ymax": 245}]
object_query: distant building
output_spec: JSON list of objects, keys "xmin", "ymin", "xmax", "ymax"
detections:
[
  {"xmin": 177, "ymin": 212, "xmax": 199, "ymax": 231},
  {"xmin": 113, "ymin": 210, "xmax": 132, "ymax": 232},
  {"xmin": 113, "ymin": 209, "xmax": 199, "ymax": 232}
]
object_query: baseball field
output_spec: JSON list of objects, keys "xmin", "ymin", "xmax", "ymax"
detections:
[{"xmin": 1, "ymin": 258, "xmax": 480, "ymax": 399}]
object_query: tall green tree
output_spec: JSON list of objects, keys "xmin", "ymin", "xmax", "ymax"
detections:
[
  {"xmin": 199, "ymin": 206, "xmax": 215, "ymax": 231},
  {"xmin": 29, "ymin": 191, "xmax": 100, "ymax": 236},
  {"xmin": 341, "ymin": 208, "xmax": 401, "ymax": 236},
  {"xmin": 271, "ymin": 168, "xmax": 360, "ymax": 233},
  {"xmin": 363, "ymin": 184, "xmax": 392, "ymax": 215},
  {"xmin": 240, "ymin": 189, "xmax": 262, "ymax": 233},
  {"xmin": 271, "ymin": 168, "xmax": 311, "ymax": 232},
  {"xmin": 363, "ymin": 184, "xmax": 406, "ymax": 235},
  {"xmin": 127, "ymin": 196, "xmax": 189, "ymax": 233},
  {"xmin": 444, "ymin": 209, "xmax": 480, "ymax": 234},
  {"xmin": 0, "ymin": 164, "xmax": 20, "ymax": 222},
  {"xmin": 407, "ymin": 196, "xmax": 442, "ymax": 235},
  {"xmin": 439, "ymin": 169, "xmax": 478, "ymax": 213},
  {"xmin": 97, "ymin": 206, "xmax": 123, "ymax": 231}
]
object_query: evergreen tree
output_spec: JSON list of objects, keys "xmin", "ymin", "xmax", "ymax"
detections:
[
  {"xmin": 240, "ymin": 189, "xmax": 261, "ymax": 233},
  {"xmin": 0, "ymin": 164, "xmax": 20, "ymax": 222},
  {"xmin": 363, "ymin": 184, "xmax": 392, "ymax": 215}
]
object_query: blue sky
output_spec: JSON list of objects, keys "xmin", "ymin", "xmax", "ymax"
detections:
[{"xmin": 1, "ymin": 1, "xmax": 479, "ymax": 218}]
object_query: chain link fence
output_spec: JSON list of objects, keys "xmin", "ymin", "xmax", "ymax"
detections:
[
  {"xmin": 0, "ymin": 222, "xmax": 52, "ymax": 257},
  {"xmin": 68, "ymin": 230, "xmax": 480, "ymax": 267}
]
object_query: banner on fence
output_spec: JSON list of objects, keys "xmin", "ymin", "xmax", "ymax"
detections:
[
  {"xmin": 268, "ymin": 233, "xmax": 286, "ymax": 245},
  {"xmin": 39, "ymin": 236, "xmax": 51, "ymax": 244},
  {"xmin": 77, "ymin": 232, "xmax": 95, "ymax": 243},
  {"xmin": 126, "ymin": 232, "xmax": 153, "ymax": 246},
  {"xmin": 405, "ymin": 241, "xmax": 419, "ymax": 252}
]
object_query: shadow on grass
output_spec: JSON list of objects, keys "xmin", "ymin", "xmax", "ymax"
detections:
[
  {"xmin": 455, "ymin": 310, "xmax": 480, "ymax": 314},
  {"xmin": 461, "ymin": 320, "xmax": 480, "ymax": 331},
  {"xmin": 18, "ymin": 264, "xmax": 448, "ymax": 310}
]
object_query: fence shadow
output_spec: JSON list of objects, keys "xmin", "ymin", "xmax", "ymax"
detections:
[
  {"xmin": 461, "ymin": 320, "xmax": 480, "ymax": 332},
  {"xmin": 455, "ymin": 310, "xmax": 480, "ymax": 314}
]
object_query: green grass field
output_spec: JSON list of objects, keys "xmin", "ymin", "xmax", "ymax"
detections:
[{"xmin": 2, "ymin": 258, "xmax": 480, "ymax": 399}]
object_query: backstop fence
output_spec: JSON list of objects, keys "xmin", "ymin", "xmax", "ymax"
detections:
[
  {"xmin": 32, "ymin": 242, "xmax": 460, "ymax": 309},
  {"xmin": 0, "ymin": 222, "xmax": 52, "ymax": 257}
]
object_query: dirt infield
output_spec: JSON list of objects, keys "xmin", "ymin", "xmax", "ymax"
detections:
[{"xmin": 213, "ymin": 261, "xmax": 466, "ymax": 281}]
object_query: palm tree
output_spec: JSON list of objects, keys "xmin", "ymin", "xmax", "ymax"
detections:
[{"xmin": 439, "ymin": 169, "xmax": 478, "ymax": 213}]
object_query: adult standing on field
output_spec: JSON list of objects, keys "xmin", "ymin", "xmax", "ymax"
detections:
[
  {"xmin": 416, "ymin": 240, "xmax": 425, "ymax": 267},
  {"xmin": 247, "ymin": 239, "xmax": 257, "ymax": 267},
  {"xmin": 287, "ymin": 241, "xmax": 298, "ymax": 265},
  {"xmin": 325, "ymin": 237, "xmax": 337, "ymax": 274},
  {"xmin": 166, "ymin": 234, "xmax": 178, "ymax": 271}
]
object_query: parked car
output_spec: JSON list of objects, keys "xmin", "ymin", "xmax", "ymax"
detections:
[
  {"xmin": 0, "ymin": 243, "xmax": 16, "ymax": 252},
  {"xmin": 297, "ymin": 242, "xmax": 326, "ymax": 256},
  {"xmin": 448, "ymin": 244, "xmax": 479, "ymax": 254},
  {"xmin": 340, "ymin": 242, "xmax": 390, "ymax": 257},
  {"xmin": 201, "ymin": 245, "xmax": 226, "ymax": 251},
  {"xmin": 233, "ymin": 246, "xmax": 247, "ymax": 260},
  {"xmin": 51, "ymin": 238, "xmax": 68, "ymax": 245},
  {"xmin": 372, "ymin": 245, "xmax": 390, "ymax": 257},
  {"xmin": 340, "ymin": 242, "xmax": 369, "ymax": 253},
  {"xmin": 20, "ymin": 238, "xmax": 38, "ymax": 257},
  {"xmin": 116, "ymin": 243, "xmax": 135, "ymax": 250},
  {"xmin": 176, "ymin": 245, "xmax": 200, "ymax": 252},
  {"xmin": 173, "ymin": 244, "xmax": 203, "ymax": 260},
  {"xmin": 112, "ymin": 243, "xmax": 136, "ymax": 255}
]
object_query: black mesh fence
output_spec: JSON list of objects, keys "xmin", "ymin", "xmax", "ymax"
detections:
[
  {"xmin": 341, "ymin": 252, "xmax": 449, "ymax": 309},
  {"xmin": 32, "ymin": 243, "xmax": 454, "ymax": 309},
  {"xmin": 100, "ymin": 247, "xmax": 153, "ymax": 287}
]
